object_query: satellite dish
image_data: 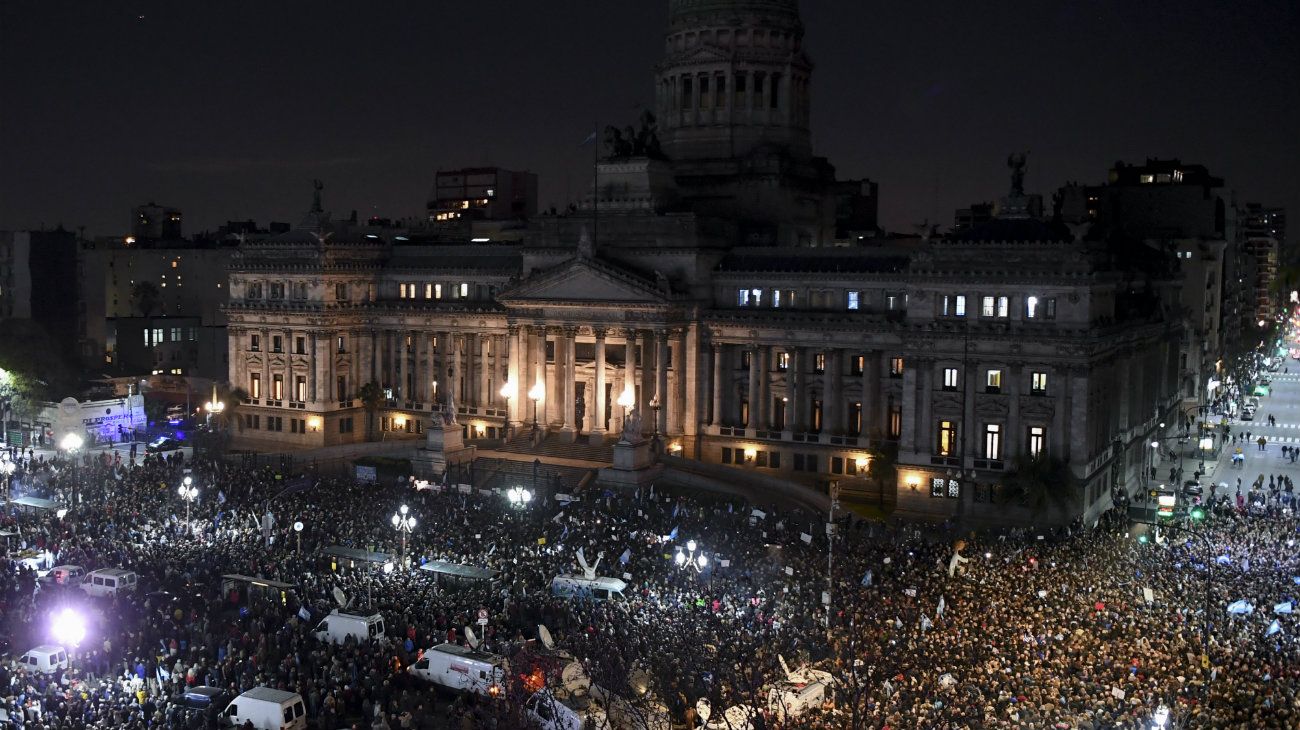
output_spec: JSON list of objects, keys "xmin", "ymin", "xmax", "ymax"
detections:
[
  {"xmin": 561, "ymin": 662, "xmax": 590, "ymax": 693},
  {"xmin": 538, "ymin": 624, "xmax": 555, "ymax": 650},
  {"xmin": 695, "ymin": 699, "xmax": 712, "ymax": 724},
  {"xmin": 464, "ymin": 626, "xmax": 479, "ymax": 649}
]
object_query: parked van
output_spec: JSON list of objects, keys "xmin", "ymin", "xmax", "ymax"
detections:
[
  {"xmin": 221, "ymin": 687, "xmax": 307, "ymax": 730},
  {"xmin": 524, "ymin": 688, "xmax": 610, "ymax": 730},
  {"xmin": 81, "ymin": 568, "xmax": 138, "ymax": 598},
  {"xmin": 43, "ymin": 565, "xmax": 86, "ymax": 585},
  {"xmin": 312, "ymin": 610, "xmax": 385, "ymax": 645},
  {"xmin": 408, "ymin": 643, "xmax": 506, "ymax": 697},
  {"xmin": 15, "ymin": 645, "xmax": 69, "ymax": 675},
  {"xmin": 766, "ymin": 680, "xmax": 826, "ymax": 721},
  {"xmin": 550, "ymin": 575, "xmax": 627, "ymax": 602}
]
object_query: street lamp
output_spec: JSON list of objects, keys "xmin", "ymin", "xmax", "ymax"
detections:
[
  {"xmin": 60, "ymin": 432, "xmax": 84, "ymax": 505},
  {"xmin": 51, "ymin": 607, "xmax": 86, "ymax": 649},
  {"xmin": 617, "ymin": 385, "xmax": 635, "ymax": 439},
  {"xmin": 204, "ymin": 384, "xmax": 225, "ymax": 426},
  {"xmin": 528, "ymin": 380, "xmax": 545, "ymax": 431},
  {"xmin": 674, "ymin": 540, "xmax": 707, "ymax": 573},
  {"xmin": 649, "ymin": 397, "xmax": 661, "ymax": 447},
  {"xmin": 293, "ymin": 520, "xmax": 304, "ymax": 555},
  {"xmin": 391, "ymin": 504, "xmax": 416, "ymax": 566},
  {"xmin": 507, "ymin": 486, "xmax": 533, "ymax": 506},
  {"xmin": 178, "ymin": 476, "xmax": 198, "ymax": 529},
  {"xmin": 499, "ymin": 381, "xmax": 516, "ymax": 438}
]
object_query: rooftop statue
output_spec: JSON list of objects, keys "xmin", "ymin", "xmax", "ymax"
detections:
[{"xmin": 1007, "ymin": 153, "xmax": 1027, "ymax": 197}]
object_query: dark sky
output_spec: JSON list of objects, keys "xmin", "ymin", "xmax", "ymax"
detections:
[{"xmin": 2, "ymin": 0, "xmax": 1296, "ymax": 238}]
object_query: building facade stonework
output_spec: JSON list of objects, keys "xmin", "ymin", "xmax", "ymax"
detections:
[{"xmin": 224, "ymin": 0, "xmax": 1184, "ymax": 525}]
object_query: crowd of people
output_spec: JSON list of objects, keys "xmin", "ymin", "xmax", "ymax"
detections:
[{"xmin": 1, "ymin": 440, "xmax": 1298, "ymax": 729}]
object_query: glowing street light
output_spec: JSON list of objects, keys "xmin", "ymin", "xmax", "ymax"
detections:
[
  {"xmin": 59, "ymin": 432, "xmax": 83, "ymax": 453},
  {"xmin": 499, "ymin": 381, "xmax": 516, "ymax": 437},
  {"xmin": 675, "ymin": 539, "xmax": 707, "ymax": 573},
  {"xmin": 391, "ymin": 504, "xmax": 416, "ymax": 565},
  {"xmin": 528, "ymin": 380, "xmax": 545, "ymax": 430},
  {"xmin": 507, "ymin": 486, "xmax": 533, "ymax": 506},
  {"xmin": 178, "ymin": 477, "xmax": 199, "ymax": 527},
  {"xmin": 293, "ymin": 520, "xmax": 304, "ymax": 554},
  {"xmin": 51, "ymin": 608, "xmax": 86, "ymax": 648}
]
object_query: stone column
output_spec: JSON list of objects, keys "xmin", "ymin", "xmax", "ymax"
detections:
[
  {"xmin": 532, "ymin": 326, "xmax": 547, "ymax": 426},
  {"xmin": 710, "ymin": 343, "xmax": 723, "ymax": 428},
  {"xmin": 453, "ymin": 334, "xmax": 464, "ymax": 416},
  {"xmin": 673, "ymin": 329, "xmax": 688, "ymax": 435},
  {"xmin": 507, "ymin": 326, "xmax": 523, "ymax": 426},
  {"xmin": 790, "ymin": 348, "xmax": 804, "ymax": 433},
  {"xmin": 423, "ymin": 332, "xmax": 435, "ymax": 404},
  {"xmin": 479, "ymin": 334, "xmax": 491, "ymax": 408},
  {"xmin": 308, "ymin": 333, "xmax": 318, "ymax": 403},
  {"xmin": 823, "ymin": 349, "xmax": 839, "ymax": 436},
  {"xmin": 561, "ymin": 328, "xmax": 577, "ymax": 438},
  {"xmin": 746, "ymin": 346, "xmax": 760, "ymax": 431},
  {"xmin": 349, "ymin": 329, "xmax": 361, "ymax": 398},
  {"xmin": 592, "ymin": 329, "xmax": 607, "ymax": 440},
  {"xmin": 683, "ymin": 324, "xmax": 699, "ymax": 438},
  {"xmin": 638, "ymin": 331, "xmax": 654, "ymax": 416},
  {"xmin": 859, "ymin": 352, "xmax": 872, "ymax": 440},
  {"xmin": 655, "ymin": 330, "xmax": 669, "ymax": 437}
]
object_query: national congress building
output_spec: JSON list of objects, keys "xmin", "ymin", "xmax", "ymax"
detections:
[{"xmin": 226, "ymin": 0, "xmax": 1184, "ymax": 524}]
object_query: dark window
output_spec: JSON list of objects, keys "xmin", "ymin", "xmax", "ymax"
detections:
[
  {"xmin": 721, "ymin": 447, "xmax": 732, "ymax": 464},
  {"xmin": 769, "ymin": 451, "xmax": 781, "ymax": 469}
]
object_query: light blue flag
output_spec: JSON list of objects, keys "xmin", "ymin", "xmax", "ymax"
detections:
[
  {"xmin": 669, "ymin": 525, "xmax": 679, "ymax": 541},
  {"xmin": 619, "ymin": 548, "xmax": 631, "ymax": 565},
  {"xmin": 1275, "ymin": 602, "xmax": 1293, "ymax": 615},
  {"xmin": 861, "ymin": 570, "xmax": 873, "ymax": 587},
  {"xmin": 1267, "ymin": 619, "xmax": 1282, "ymax": 636},
  {"xmin": 1227, "ymin": 600, "xmax": 1254, "ymax": 615}
]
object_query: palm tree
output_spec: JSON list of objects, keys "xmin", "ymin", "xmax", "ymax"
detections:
[{"xmin": 358, "ymin": 381, "xmax": 383, "ymax": 442}]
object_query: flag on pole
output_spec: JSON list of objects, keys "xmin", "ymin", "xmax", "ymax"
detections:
[
  {"xmin": 1267, "ymin": 619, "xmax": 1282, "ymax": 636},
  {"xmin": 1275, "ymin": 602, "xmax": 1293, "ymax": 614},
  {"xmin": 936, "ymin": 595, "xmax": 946, "ymax": 617},
  {"xmin": 579, "ymin": 130, "xmax": 598, "ymax": 146},
  {"xmin": 619, "ymin": 548, "xmax": 631, "ymax": 565},
  {"xmin": 669, "ymin": 525, "xmax": 679, "ymax": 541}
]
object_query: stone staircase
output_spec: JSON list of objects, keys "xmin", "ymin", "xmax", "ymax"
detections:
[
  {"xmin": 493, "ymin": 431, "xmax": 615, "ymax": 463},
  {"xmin": 472, "ymin": 457, "xmax": 597, "ymax": 493}
]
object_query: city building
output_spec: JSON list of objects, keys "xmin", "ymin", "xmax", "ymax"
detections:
[
  {"xmin": 0, "ymin": 228, "xmax": 80, "ymax": 355},
  {"xmin": 79, "ymin": 230, "xmax": 236, "ymax": 380},
  {"xmin": 131, "ymin": 202, "xmax": 184, "ymax": 242},
  {"xmin": 224, "ymin": 0, "xmax": 1184, "ymax": 526},
  {"xmin": 1238, "ymin": 203, "xmax": 1285, "ymax": 321},
  {"xmin": 428, "ymin": 167, "xmax": 538, "ymax": 225},
  {"xmin": 953, "ymin": 202, "xmax": 994, "ymax": 233}
]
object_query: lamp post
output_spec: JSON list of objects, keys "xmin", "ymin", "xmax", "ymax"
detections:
[
  {"xmin": 178, "ymin": 476, "xmax": 198, "ymax": 531},
  {"xmin": 204, "ymin": 384, "xmax": 225, "ymax": 428},
  {"xmin": 499, "ymin": 381, "xmax": 516, "ymax": 439},
  {"xmin": 674, "ymin": 539, "xmax": 708, "ymax": 573},
  {"xmin": 293, "ymin": 520, "xmax": 304, "ymax": 555},
  {"xmin": 390, "ymin": 504, "xmax": 416, "ymax": 566},
  {"xmin": 528, "ymin": 381, "xmax": 545, "ymax": 432},
  {"xmin": 649, "ymin": 397, "xmax": 661, "ymax": 450},
  {"xmin": 507, "ymin": 486, "xmax": 533, "ymax": 507},
  {"xmin": 60, "ymin": 432, "xmax": 84, "ymax": 505}
]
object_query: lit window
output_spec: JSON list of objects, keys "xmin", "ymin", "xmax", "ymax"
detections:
[
  {"xmin": 737, "ymin": 289, "xmax": 751, "ymax": 307},
  {"xmin": 986, "ymin": 369, "xmax": 1002, "ymax": 393},
  {"xmin": 459, "ymin": 283, "xmax": 469, "ymax": 298},
  {"xmin": 931, "ymin": 477, "xmax": 945, "ymax": 497},
  {"xmin": 943, "ymin": 295, "xmax": 966, "ymax": 317},
  {"xmin": 399, "ymin": 284, "xmax": 408, "ymax": 299},
  {"xmin": 997, "ymin": 296, "xmax": 1009, "ymax": 318},
  {"xmin": 937, "ymin": 420, "xmax": 956, "ymax": 456},
  {"xmin": 983, "ymin": 424, "xmax": 1002, "ymax": 460},
  {"xmin": 943, "ymin": 367, "xmax": 959, "ymax": 390},
  {"xmin": 1028, "ymin": 426, "xmax": 1046, "ymax": 458},
  {"xmin": 435, "ymin": 284, "xmax": 443, "ymax": 299},
  {"xmin": 1031, "ymin": 371, "xmax": 1048, "ymax": 395},
  {"xmin": 752, "ymin": 288, "xmax": 763, "ymax": 305},
  {"xmin": 425, "ymin": 283, "xmax": 433, "ymax": 299},
  {"xmin": 885, "ymin": 292, "xmax": 903, "ymax": 310},
  {"xmin": 889, "ymin": 357, "xmax": 904, "ymax": 377},
  {"xmin": 947, "ymin": 479, "xmax": 960, "ymax": 498},
  {"xmin": 981, "ymin": 296, "xmax": 995, "ymax": 317},
  {"xmin": 777, "ymin": 352, "xmax": 790, "ymax": 371},
  {"xmin": 1026, "ymin": 296, "xmax": 1039, "ymax": 318},
  {"xmin": 272, "ymin": 374, "xmax": 284, "ymax": 401},
  {"xmin": 1044, "ymin": 298, "xmax": 1056, "ymax": 319},
  {"xmin": 847, "ymin": 291, "xmax": 860, "ymax": 310},
  {"xmin": 1140, "ymin": 174, "xmax": 1155, "ymax": 184},
  {"xmin": 814, "ymin": 352, "xmax": 826, "ymax": 373},
  {"xmin": 773, "ymin": 290, "xmax": 783, "ymax": 308},
  {"xmin": 250, "ymin": 373, "xmax": 261, "ymax": 399}
]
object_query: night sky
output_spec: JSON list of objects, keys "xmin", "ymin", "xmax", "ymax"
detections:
[{"xmin": 2, "ymin": 0, "xmax": 1296, "ymax": 238}]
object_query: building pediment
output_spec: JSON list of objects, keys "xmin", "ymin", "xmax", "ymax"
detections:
[{"xmin": 498, "ymin": 257, "xmax": 669, "ymax": 307}]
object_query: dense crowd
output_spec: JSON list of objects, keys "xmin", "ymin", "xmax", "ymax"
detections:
[{"xmin": 1, "ymin": 442, "xmax": 1298, "ymax": 729}]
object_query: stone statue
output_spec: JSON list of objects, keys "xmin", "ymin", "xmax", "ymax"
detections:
[
  {"xmin": 633, "ymin": 110, "xmax": 664, "ymax": 159},
  {"xmin": 621, "ymin": 408, "xmax": 644, "ymax": 443},
  {"xmin": 577, "ymin": 226, "xmax": 594, "ymax": 259},
  {"xmin": 1007, "ymin": 153, "xmax": 1027, "ymax": 197},
  {"xmin": 311, "ymin": 179, "xmax": 324, "ymax": 212},
  {"xmin": 604, "ymin": 126, "xmax": 633, "ymax": 159},
  {"xmin": 442, "ymin": 365, "xmax": 458, "ymax": 425}
]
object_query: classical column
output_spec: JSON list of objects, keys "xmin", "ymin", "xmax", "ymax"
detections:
[
  {"xmin": 562, "ymin": 328, "xmax": 577, "ymax": 436},
  {"xmin": 349, "ymin": 329, "xmax": 361, "ymax": 398},
  {"xmin": 673, "ymin": 329, "xmax": 688, "ymax": 435},
  {"xmin": 507, "ymin": 326, "xmax": 523, "ymax": 426},
  {"xmin": 638, "ymin": 330, "xmax": 654, "ymax": 416},
  {"xmin": 683, "ymin": 324, "xmax": 699, "ymax": 438},
  {"xmin": 532, "ymin": 326, "xmax": 547, "ymax": 425},
  {"xmin": 655, "ymin": 330, "xmax": 669, "ymax": 437},
  {"xmin": 592, "ymin": 329, "xmax": 607, "ymax": 438},
  {"xmin": 710, "ymin": 343, "xmax": 723, "ymax": 429},
  {"xmin": 424, "ymin": 331, "xmax": 435, "ymax": 404},
  {"xmin": 452, "ymin": 334, "xmax": 464, "ymax": 415},
  {"xmin": 480, "ymin": 335, "xmax": 491, "ymax": 407},
  {"xmin": 746, "ymin": 346, "xmax": 760, "ymax": 431},
  {"xmin": 789, "ymin": 348, "xmax": 803, "ymax": 432},
  {"xmin": 308, "ymin": 333, "xmax": 318, "ymax": 403},
  {"xmin": 1006, "ymin": 363, "xmax": 1022, "ymax": 461},
  {"xmin": 859, "ymin": 352, "xmax": 872, "ymax": 440},
  {"xmin": 824, "ymin": 349, "xmax": 840, "ymax": 436}
]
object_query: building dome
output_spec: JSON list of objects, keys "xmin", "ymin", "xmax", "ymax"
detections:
[{"xmin": 668, "ymin": 0, "xmax": 801, "ymax": 27}]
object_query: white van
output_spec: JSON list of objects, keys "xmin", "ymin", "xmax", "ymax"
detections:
[
  {"xmin": 312, "ymin": 610, "xmax": 385, "ymax": 645},
  {"xmin": 43, "ymin": 565, "xmax": 86, "ymax": 585},
  {"xmin": 81, "ymin": 568, "xmax": 138, "ymax": 598},
  {"xmin": 15, "ymin": 645, "xmax": 68, "ymax": 675},
  {"xmin": 550, "ymin": 575, "xmax": 627, "ymax": 602},
  {"xmin": 408, "ymin": 643, "xmax": 506, "ymax": 697},
  {"xmin": 222, "ymin": 687, "xmax": 307, "ymax": 730}
]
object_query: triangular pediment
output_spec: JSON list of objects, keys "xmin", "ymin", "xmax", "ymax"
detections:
[{"xmin": 500, "ymin": 258, "xmax": 668, "ymax": 306}]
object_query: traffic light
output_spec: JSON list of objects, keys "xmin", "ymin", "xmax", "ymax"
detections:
[
  {"xmin": 1189, "ymin": 507, "xmax": 1206, "ymax": 521},
  {"xmin": 1137, "ymin": 534, "xmax": 1149, "ymax": 544}
]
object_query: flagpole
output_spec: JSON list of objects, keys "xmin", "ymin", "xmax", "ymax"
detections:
[{"xmin": 592, "ymin": 117, "xmax": 599, "ymax": 249}]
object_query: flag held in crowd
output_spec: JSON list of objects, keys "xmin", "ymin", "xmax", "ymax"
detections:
[
  {"xmin": 1227, "ymin": 600, "xmax": 1254, "ymax": 615},
  {"xmin": 1267, "ymin": 619, "xmax": 1282, "ymax": 636},
  {"xmin": 1275, "ymin": 602, "xmax": 1293, "ymax": 614},
  {"xmin": 619, "ymin": 548, "xmax": 631, "ymax": 565}
]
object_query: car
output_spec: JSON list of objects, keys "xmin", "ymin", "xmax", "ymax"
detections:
[
  {"xmin": 1241, "ymin": 409, "xmax": 1256, "ymax": 421},
  {"xmin": 146, "ymin": 436, "xmax": 181, "ymax": 453},
  {"xmin": 1261, "ymin": 378, "xmax": 1272, "ymax": 387},
  {"xmin": 170, "ymin": 686, "xmax": 229, "ymax": 711},
  {"xmin": 1183, "ymin": 480, "xmax": 1204, "ymax": 497}
]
